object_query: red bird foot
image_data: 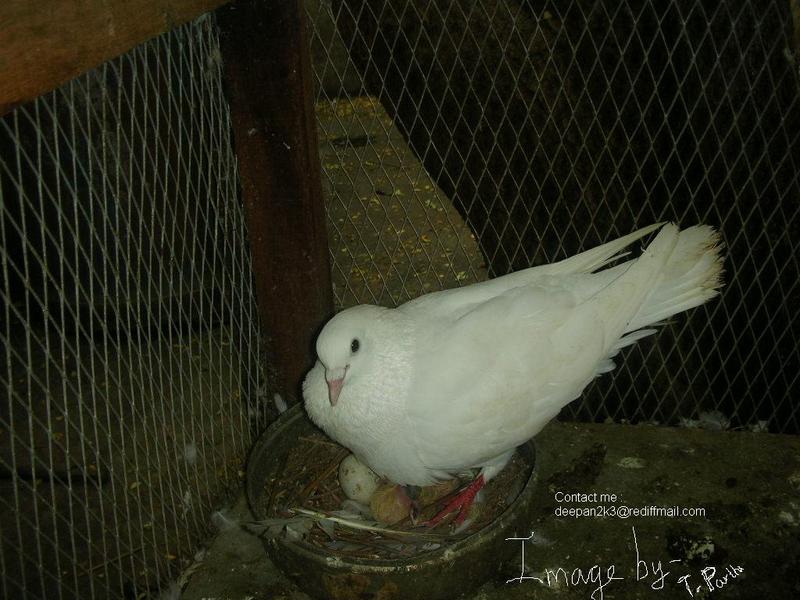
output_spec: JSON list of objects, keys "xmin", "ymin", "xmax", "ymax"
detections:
[{"xmin": 424, "ymin": 475, "xmax": 485, "ymax": 528}]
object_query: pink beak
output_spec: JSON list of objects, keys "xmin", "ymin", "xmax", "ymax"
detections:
[
  {"xmin": 325, "ymin": 367, "xmax": 348, "ymax": 406},
  {"xmin": 327, "ymin": 377, "xmax": 345, "ymax": 406}
]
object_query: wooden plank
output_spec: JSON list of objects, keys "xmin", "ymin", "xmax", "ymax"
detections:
[
  {"xmin": 218, "ymin": 0, "xmax": 334, "ymax": 404},
  {"xmin": 0, "ymin": 0, "xmax": 230, "ymax": 114}
]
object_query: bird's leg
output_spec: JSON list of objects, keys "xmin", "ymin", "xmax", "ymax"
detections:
[
  {"xmin": 424, "ymin": 474, "xmax": 485, "ymax": 528},
  {"xmin": 402, "ymin": 485, "xmax": 422, "ymax": 524}
]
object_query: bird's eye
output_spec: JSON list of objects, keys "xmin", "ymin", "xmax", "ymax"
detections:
[{"xmin": 351, "ymin": 338, "xmax": 360, "ymax": 353}]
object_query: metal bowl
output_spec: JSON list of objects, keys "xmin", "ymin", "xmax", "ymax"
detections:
[{"xmin": 246, "ymin": 404, "xmax": 538, "ymax": 600}]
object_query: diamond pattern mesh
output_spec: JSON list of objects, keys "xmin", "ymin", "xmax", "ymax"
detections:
[
  {"xmin": 0, "ymin": 2, "xmax": 798, "ymax": 597},
  {"xmin": 0, "ymin": 15, "xmax": 263, "ymax": 599},
  {"xmin": 307, "ymin": 0, "xmax": 800, "ymax": 432}
]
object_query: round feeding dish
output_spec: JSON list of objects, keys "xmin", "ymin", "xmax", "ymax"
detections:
[{"xmin": 246, "ymin": 405, "xmax": 539, "ymax": 600}]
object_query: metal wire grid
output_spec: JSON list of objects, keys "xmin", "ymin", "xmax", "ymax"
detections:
[
  {"xmin": 0, "ymin": 15, "xmax": 262, "ymax": 600},
  {"xmin": 307, "ymin": 0, "xmax": 800, "ymax": 432}
]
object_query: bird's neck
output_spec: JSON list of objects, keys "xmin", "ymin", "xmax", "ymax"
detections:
[{"xmin": 342, "ymin": 310, "xmax": 416, "ymax": 439}]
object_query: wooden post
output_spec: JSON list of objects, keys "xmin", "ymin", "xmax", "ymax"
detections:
[{"xmin": 218, "ymin": 0, "xmax": 334, "ymax": 404}]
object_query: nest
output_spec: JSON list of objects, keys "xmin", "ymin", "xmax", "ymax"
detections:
[{"xmin": 252, "ymin": 433, "xmax": 532, "ymax": 560}]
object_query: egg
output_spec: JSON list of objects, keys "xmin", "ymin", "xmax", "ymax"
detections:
[
  {"xmin": 370, "ymin": 483, "xmax": 411, "ymax": 525},
  {"xmin": 370, "ymin": 479, "xmax": 459, "ymax": 525},
  {"xmin": 338, "ymin": 454, "xmax": 380, "ymax": 504}
]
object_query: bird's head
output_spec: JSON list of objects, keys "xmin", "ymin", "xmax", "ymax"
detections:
[{"xmin": 314, "ymin": 305, "xmax": 385, "ymax": 406}]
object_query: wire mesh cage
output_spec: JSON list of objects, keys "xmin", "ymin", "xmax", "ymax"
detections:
[
  {"xmin": 306, "ymin": 0, "xmax": 800, "ymax": 432},
  {"xmin": 1, "ymin": 0, "xmax": 799, "ymax": 598},
  {"xmin": 0, "ymin": 14, "xmax": 263, "ymax": 599}
]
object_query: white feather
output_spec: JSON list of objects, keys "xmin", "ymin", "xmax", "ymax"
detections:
[
  {"xmin": 156, "ymin": 581, "xmax": 181, "ymax": 600},
  {"xmin": 182, "ymin": 442, "xmax": 198, "ymax": 465},
  {"xmin": 211, "ymin": 510, "xmax": 238, "ymax": 532}
]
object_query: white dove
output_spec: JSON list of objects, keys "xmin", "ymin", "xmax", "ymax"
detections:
[{"xmin": 303, "ymin": 223, "xmax": 724, "ymax": 526}]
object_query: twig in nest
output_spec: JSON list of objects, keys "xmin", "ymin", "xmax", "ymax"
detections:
[
  {"xmin": 297, "ymin": 435, "xmax": 342, "ymax": 448},
  {"xmin": 308, "ymin": 487, "xmax": 341, "ymax": 502},
  {"xmin": 298, "ymin": 448, "xmax": 348, "ymax": 503},
  {"xmin": 290, "ymin": 507, "xmax": 449, "ymax": 542}
]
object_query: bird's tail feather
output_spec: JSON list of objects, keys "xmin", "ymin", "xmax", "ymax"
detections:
[
  {"xmin": 625, "ymin": 224, "xmax": 724, "ymax": 333},
  {"xmin": 547, "ymin": 222, "xmax": 665, "ymax": 275},
  {"xmin": 584, "ymin": 223, "xmax": 724, "ymax": 350},
  {"xmin": 584, "ymin": 223, "xmax": 680, "ymax": 341}
]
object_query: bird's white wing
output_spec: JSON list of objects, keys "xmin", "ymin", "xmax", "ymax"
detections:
[
  {"xmin": 400, "ymin": 223, "xmax": 663, "ymax": 322},
  {"xmin": 404, "ymin": 277, "xmax": 611, "ymax": 475}
]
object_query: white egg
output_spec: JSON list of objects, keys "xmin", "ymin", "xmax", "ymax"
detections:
[{"xmin": 338, "ymin": 454, "xmax": 380, "ymax": 504}]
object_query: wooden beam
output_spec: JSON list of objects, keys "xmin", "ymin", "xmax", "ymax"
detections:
[
  {"xmin": 218, "ymin": 0, "xmax": 334, "ymax": 404},
  {"xmin": 0, "ymin": 0, "xmax": 231, "ymax": 115}
]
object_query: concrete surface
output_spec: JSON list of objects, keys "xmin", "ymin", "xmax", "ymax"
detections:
[{"xmin": 315, "ymin": 95, "xmax": 488, "ymax": 309}]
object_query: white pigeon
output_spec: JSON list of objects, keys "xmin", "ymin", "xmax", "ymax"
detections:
[{"xmin": 303, "ymin": 223, "xmax": 724, "ymax": 525}]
